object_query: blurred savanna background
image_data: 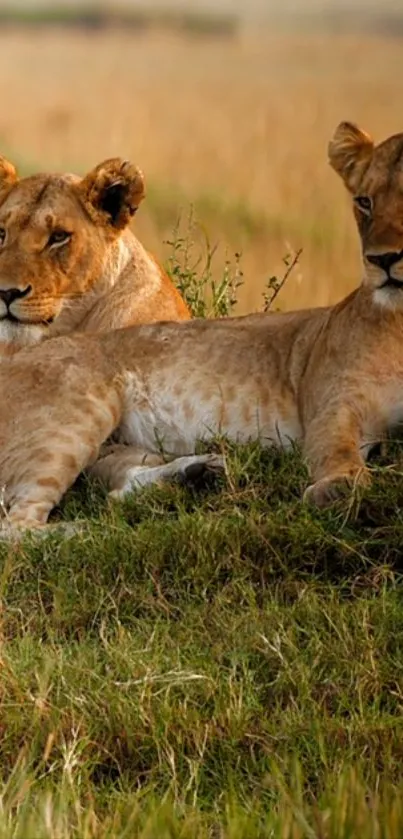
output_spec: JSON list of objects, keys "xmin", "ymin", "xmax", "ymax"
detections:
[{"xmin": 2, "ymin": 0, "xmax": 403, "ymax": 312}]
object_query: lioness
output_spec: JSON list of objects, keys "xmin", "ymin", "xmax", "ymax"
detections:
[
  {"xmin": 0, "ymin": 155, "xmax": 189, "ymax": 354},
  {"xmin": 1, "ymin": 121, "xmax": 403, "ymax": 534}
]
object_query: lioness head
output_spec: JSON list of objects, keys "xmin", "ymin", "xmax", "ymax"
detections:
[
  {"xmin": 329, "ymin": 122, "xmax": 403, "ymax": 304},
  {"xmin": 0, "ymin": 156, "xmax": 145, "ymax": 346}
]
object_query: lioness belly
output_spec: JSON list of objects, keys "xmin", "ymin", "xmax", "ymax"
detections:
[{"xmin": 118, "ymin": 378, "xmax": 302, "ymax": 456}]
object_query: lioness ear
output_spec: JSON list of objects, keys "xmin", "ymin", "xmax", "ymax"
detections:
[
  {"xmin": 77, "ymin": 158, "xmax": 145, "ymax": 230},
  {"xmin": 0, "ymin": 156, "xmax": 18, "ymax": 203},
  {"xmin": 328, "ymin": 122, "xmax": 374, "ymax": 192}
]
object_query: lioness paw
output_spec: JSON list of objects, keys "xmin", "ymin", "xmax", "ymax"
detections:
[
  {"xmin": 303, "ymin": 470, "xmax": 371, "ymax": 508},
  {"xmin": 108, "ymin": 453, "xmax": 226, "ymax": 499},
  {"xmin": 179, "ymin": 453, "xmax": 226, "ymax": 485},
  {"xmin": 0, "ymin": 520, "xmax": 87, "ymax": 543}
]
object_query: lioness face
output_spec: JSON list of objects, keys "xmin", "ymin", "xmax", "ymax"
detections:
[
  {"xmin": 329, "ymin": 122, "xmax": 403, "ymax": 304},
  {"xmin": 0, "ymin": 157, "xmax": 145, "ymax": 345}
]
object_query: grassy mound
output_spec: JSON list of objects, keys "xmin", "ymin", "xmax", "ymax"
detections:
[
  {"xmin": 0, "ymin": 214, "xmax": 402, "ymax": 836},
  {"xmin": 1, "ymin": 441, "xmax": 403, "ymax": 837}
]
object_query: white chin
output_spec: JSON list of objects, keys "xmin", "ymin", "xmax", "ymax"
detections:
[
  {"xmin": 0, "ymin": 319, "xmax": 46, "ymax": 346},
  {"xmin": 373, "ymin": 286, "xmax": 403, "ymax": 310}
]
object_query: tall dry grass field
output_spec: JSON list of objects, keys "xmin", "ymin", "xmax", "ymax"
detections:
[{"xmin": 2, "ymin": 26, "xmax": 403, "ymax": 311}]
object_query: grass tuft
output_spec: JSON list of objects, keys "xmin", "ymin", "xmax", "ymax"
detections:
[{"xmin": 165, "ymin": 208, "xmax": 244, "ymax": 317}]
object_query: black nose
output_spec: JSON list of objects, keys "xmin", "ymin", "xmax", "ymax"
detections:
[
  {"xmin": 0, "ymin": 285, "xmax": 31, "ymax": 307},
  {"xmin": 367, "ymin": 251, "xmax": 403, "ymax": 272}
]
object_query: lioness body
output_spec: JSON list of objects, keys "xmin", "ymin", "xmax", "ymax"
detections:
[
  {"xmin": 3, "ymin": 121, "xmax": 403, "ymax": 533},
  {"xmin": 1, "ymin": 284, "xmax": 403, "ymax": 530}
]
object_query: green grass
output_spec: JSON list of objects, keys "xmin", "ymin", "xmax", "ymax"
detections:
[
  {"xmin": 1, "ymin": 440, "xmax": 403, "ymax": 836},
  {"xmin": 0, "ymin": 6, "xmax": 239, "ymax": 38}
]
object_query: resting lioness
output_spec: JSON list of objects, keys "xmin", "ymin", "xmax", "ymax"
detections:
[
  {"xmin": 0, "ymin": 155, "xmax": 189, "ymax": 354},
  {"xmin": 1, "ymin": 121, "xmax": 403, "ymax": 534}
]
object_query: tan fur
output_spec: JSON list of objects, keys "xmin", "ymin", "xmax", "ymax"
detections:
[
  {"xmin": 0, "ymin": 156, "xmax": 189, "ymax": 353},
  {"xmin": 3, "ymin": 122, "xmax": 403, "ymax": 535}
]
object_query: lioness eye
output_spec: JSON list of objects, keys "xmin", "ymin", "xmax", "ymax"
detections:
[
  {"xmin": 48, "ymin": 230, "xmax": 71, "ymax": 247},
  {"xmin": 0, "ymin": 227, "xmax": 6, "ymax": 245},
  {"xmin": 354, "ymin": 195, "xmax": 372, "ymax": 215}
]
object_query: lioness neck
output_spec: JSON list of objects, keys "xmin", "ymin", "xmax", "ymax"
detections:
[{"xmin": 47, "ymin": 230, "xmax": 190, "ymax": 339}]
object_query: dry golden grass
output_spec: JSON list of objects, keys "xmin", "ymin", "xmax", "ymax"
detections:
[{"xmin": 1, "ymin": 26, "xmax": 403, "ymax": 312}]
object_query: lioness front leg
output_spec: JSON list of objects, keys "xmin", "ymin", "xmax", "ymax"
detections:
[
  {"xmin": 3, "ymin": 441, "xmax": 103, "ymax": 536},
  {"xmin": 302, "ymin": 408, "xmax": 371, "ymax": 507},
  {"xmin": 1, "ymin": 389, "xmax": 124, "ymax": 536},
  {"xmin": 3, "ymin": 456, "xmax": 87, "ymax": 536}
]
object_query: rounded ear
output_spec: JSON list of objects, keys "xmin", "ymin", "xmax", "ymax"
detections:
[
  {"xmin": 328, "ymin": 122, "xmax": 374, "ymax": 192},
  {"xmin": 77, "ymin": 158, "xmax": 145, "ymax": 230},
  {"xmin": 0, "ymin": 156, "xmax": 18, "ymax": 203}
]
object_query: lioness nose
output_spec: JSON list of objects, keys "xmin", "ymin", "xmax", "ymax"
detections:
[
  {"xmin": 0, "ymin": 285, "xmax": 31, "ymax": 307},
  {"xmin": 367, "ymin": 251, "xmax": 403, "ymax": 272}
]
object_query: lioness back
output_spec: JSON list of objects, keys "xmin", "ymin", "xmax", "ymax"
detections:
[{"xmin": 0, "ymin": 156, "xmax": 190, "ymax": 352}]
